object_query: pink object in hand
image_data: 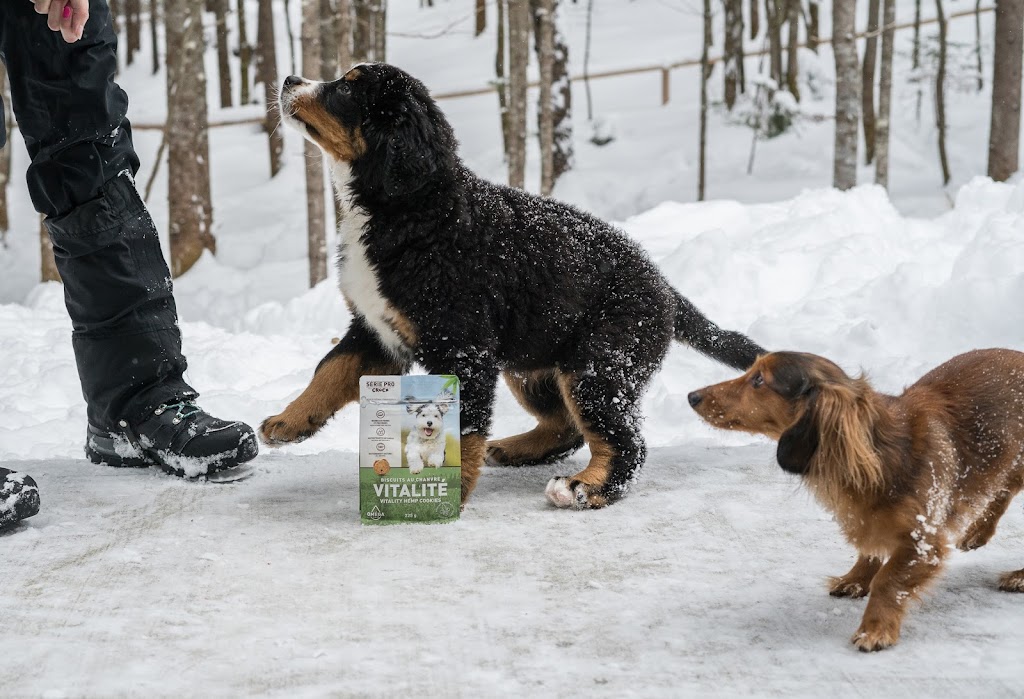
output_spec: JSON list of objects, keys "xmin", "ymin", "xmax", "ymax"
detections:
[{"xmin": 63, "ymin": 5, "xmax": 71, "ymax": 19}]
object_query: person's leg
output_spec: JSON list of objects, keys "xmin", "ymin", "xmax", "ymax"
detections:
[{"xmin": 0, "ymin": 1, "xmax": 255, "ymax": 475}]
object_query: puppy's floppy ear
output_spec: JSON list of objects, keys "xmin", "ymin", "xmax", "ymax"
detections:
[
  {"xmin": 437, "ymin": 402, "xmax": 449, "ymax": 416},
  {"xmin": 405, "ymin": 397, "xmax": 419, "ymax": 414},
  {"xmin": 382, "ymin": 101, "xmax": 441, "ymax": 198},
  {"xmin": 777, "ymin": 390, "xmax": 820, "ymax": 475}
]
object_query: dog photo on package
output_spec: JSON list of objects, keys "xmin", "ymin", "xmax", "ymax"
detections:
[{"xmin": 359, "ymin": 375, "xmax": 460, "ymax": 524}]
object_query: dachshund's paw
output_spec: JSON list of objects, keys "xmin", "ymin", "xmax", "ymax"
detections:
[
  {"xmin": 544, "ymin": 477, "xmax": 609, "ymax": 509},
  {"xmin": 259, "ymin": 409, "xmax": 323, "ymax": 445},
  {"xmin": 958, "ymin": 522, "xmax": 996, "ymax": 552},
  {"xmin": 851, "ymin": 620, "xmax": 901, "ymax": 652},
  {"xmin": 998, "ymin": 569, "xmax": 1024, "ymax": 592},
  {"xmin": 829, "ymin": 577, "xmax": 871, "ymax": 598}
]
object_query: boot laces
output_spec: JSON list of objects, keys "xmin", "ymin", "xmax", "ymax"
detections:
[{"xmin": 153, "ymin": 400, "xmax": 201, "ymax": 426}]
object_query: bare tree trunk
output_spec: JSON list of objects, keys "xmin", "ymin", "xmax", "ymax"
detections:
[
  {"xmin": 507, "ymin": 0, "xmax": 529, "ymax": 189},
  {"xmin": 785, "ymin": 0, "xmax": 800, "ymax": 100},
  {"xmin": 988, "ymin": 0, "xmax": 1024, "ymax": 181},
  {"xmin": 862, "ymin": 0, "xmax": 880, "ymax": 164},
  {"xmin": 723, "ymin": 0, "xmax": 745, "ymax": 110},
  {"xmin": 832, "ymin": 0, "xmax": 859, "ymax": 190},
  {"xmin": 335, "ymin": 0, "xmax": 353, "ymax": 70},
  {"xmin": 750, "ymin": 0, "xmax": 759, "ymax": 39},
  {"xmin": 284, "ymin": 0, "xmax": 298, "ymax": 75},
  {"xmin": 476, "ymin": 0, "xmax": 486, "ymax": 36},
  {"xmin": 583, "ymin": 0, "xmax": 594, "ymax": 121},
  {"xmin": 302, "ymin": 0, "xmax": 327, "ymax": 287},
  {"xmin": 150, "ymin": 0, "xmax": 160, "ymax": 74},
  {"xmin": 257, "ymin": 0, "xmax": 284, "ymax": 176},
  {"xmin": 353, "ymin": 0, "xmax": 371, "ymax": 62},
  {"xmin": 766, "ymin": 0, "xmax": 784, "ymax": 87},
  {"xmin": 496, "ymin": 0, "xmax": 511, "ymax": 163},
  {"xmin": 353, "ymin": 1, "xmax": 386, "ymax": 62},
  {"xmin": 975, "ymin": 0, "xmax": 984, "ymax": 91},
  {"xmin": 238, "ymin": 0, "xmax": 252, "ymax": 103},
  {"xmin": 165, "ymin": 0, "xmax": 216, "ymax": 278},
  {"xmin": 0, "ymin": 64, "xmax": 11, "ymax": 243},
  {"xmin": 934, "ymin": 0, "xmax": 950, "ymax": 185},
  {"xmin": 700, "ymin": 0, "xmax": 711, "ymax": 201},
  {"xmin": 321, "ymin": 0, "xmax": 339, "ymax": 79},
  {"xmin": 913, "ymin": 0, "xmax": 922, "ymax": 122},
  {"xmin": 875, "ymin": 0, "xmax": 895, "ymax": 188},
  {"xmin": 533, "ymin": 0, "xmax": 554, "ymax": 196},
  {"xmin": 374, "ymin": 2, "xmax": 387, "ymax": 60},
  {"xmin": 126, "ymin": 0, "xmax": 141, "ymax": 65},
  {"xmin": 331, "ymin": 0, "xmax": 353, "ymax": 237},
  {"xmin": 808, "ymin": 0, "xmax": 820, "ymax": 52},
  {"xmin": 214, "ymin": 0, "xmax": 233, "ymax": 108},
  {"xmin": 548, "ymin": 0, "xmax": 572, "ymax": 183},
  {"xmin": 41, "ymin": 216, "xmax": 60, "ymax": 283}
]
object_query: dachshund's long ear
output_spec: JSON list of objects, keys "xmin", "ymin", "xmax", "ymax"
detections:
[
  {"xmin": 777, "ymin": 390, "xmax": 819, "ymax": 475},
  {"xmin": 810, "ymin": 381, "xmax": 885, "ymax": 492}
]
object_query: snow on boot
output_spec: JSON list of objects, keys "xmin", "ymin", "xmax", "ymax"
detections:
[
  {"xmin": 0, "ymin": 468, "xmax": 41, "ymax": 530},
  {"xmin": 86, "ymin": 401, "xmax": 258, "ymax": 479}
]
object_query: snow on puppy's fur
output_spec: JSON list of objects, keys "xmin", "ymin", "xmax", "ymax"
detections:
[{"xmin": 405, "ymin": 400, "xmax": 448, "ymax": 474}]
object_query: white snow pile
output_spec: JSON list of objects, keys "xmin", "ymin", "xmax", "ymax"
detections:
[{"xmin": 2, "ymin": 180, "xmax": 1024, "ymax": 697}]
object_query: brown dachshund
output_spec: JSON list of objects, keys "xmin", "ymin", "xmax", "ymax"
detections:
[{"xmin": 688, "ymin": 349, "xmax": 1024, "ymax": 652}]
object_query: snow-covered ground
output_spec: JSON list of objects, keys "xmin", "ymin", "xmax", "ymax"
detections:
[{"xmin": 3, "ymin": 1, "xmax": 1024, "ymax": 696}]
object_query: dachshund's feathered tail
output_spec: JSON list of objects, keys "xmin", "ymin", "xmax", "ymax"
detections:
[{"xmin": 672, "ymin": 289, "xmax": 764, "ymax": 371}]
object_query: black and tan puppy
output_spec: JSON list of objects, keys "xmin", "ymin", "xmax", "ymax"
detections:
[
  {"xmin": 689, "ymin": 349, "xmax": 1024, "ymax": 651},
  {"xmin": 264, "ymin": 63, "xmax": 763, "ymax": 508}
]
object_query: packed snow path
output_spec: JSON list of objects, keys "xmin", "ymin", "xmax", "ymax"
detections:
[{"xmin": 3, "ymin": 446, "xmax": 1023, "ymax": 697}]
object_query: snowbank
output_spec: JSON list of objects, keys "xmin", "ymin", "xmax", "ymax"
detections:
[{"xmin": 3, "ymin": 179, "xmax": 1023, "ymax": 461}]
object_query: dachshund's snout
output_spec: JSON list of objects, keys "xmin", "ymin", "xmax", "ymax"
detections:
[{"xmin": 688, "ymin": 391, "xmax": 703, "ymax": 408}]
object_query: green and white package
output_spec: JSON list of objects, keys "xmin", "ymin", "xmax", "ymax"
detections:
[{"xmin": 359, "ymin": 375, "xmax": 461, "ymax": 524}]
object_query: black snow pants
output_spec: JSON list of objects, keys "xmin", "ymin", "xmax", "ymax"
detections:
[{"xmin": 0, "ymin": 0, "xmax": 196, "ymax": 431}]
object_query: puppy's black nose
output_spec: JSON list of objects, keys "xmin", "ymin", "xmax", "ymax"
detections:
[
  {"xmin": 687, "ymin": 391, "xmax": 703, "ymax": 408},
  {"xmin": 426, "ymin": 421, "xmax": 433, "ymax": 427},
  {"xmin": 283, "ymin": 75, "xmax": 303, "ymax": 88}
]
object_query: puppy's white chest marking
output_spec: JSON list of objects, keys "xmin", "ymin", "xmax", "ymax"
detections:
[{"xmin": 332, "ymin": 163, "xmax": 411, "ymax": 358}]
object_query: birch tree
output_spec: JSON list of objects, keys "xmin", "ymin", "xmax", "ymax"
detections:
[
  {"xmin": 302, "ymin": 0, "xmax": 328, "ymax": 287},
  {"xmin": 875, "ymin": 0, "xmax": 895, "ymax": 188},
  {"xmin": 832, "ymin": 0, "xmax": 859, "ymax": 190},
  {"xmin": 507, "ymin": 0, "xmax": 529, "ymax": 189}
]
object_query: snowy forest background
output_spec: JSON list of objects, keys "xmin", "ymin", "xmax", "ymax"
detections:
[{"xmin": 0, "ymin": 0, "xmax": 1022, "ymax": 290}]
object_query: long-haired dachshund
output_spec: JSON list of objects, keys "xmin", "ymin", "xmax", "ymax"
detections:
[{"xmin": 688, "ymin": 349, "xmax": 1024, "ymax": 651}]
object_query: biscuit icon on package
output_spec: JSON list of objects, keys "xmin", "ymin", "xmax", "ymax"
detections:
[{"xmin": 373, "ymin": 458, "xmax": 391, "ymax": 475}]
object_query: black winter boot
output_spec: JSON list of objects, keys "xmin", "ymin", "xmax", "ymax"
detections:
[
  {"xmin": 86, "ymin": 401, "xmax": 258, "ymax": 478},
  {"xmin": 0, "ymin": 468, "xmax": 40, "ymax": 530}
]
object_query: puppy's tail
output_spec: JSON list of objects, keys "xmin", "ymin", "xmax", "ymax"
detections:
[{"xmin": 672, "ymin": 289, "xmax": 764, "ymax": 371}]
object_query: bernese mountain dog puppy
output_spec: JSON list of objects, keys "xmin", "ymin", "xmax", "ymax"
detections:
[{"xmin": 263, "ymin": 63, "xmax": 764, "ymax": 509}]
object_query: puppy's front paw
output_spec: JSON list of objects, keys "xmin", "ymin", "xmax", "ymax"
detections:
[
  {"xmin": 259, "ymin": 408, "xmax": 323, "ymax": 445},
  {"xmin": 851, "ymin": 619, "xmax": 901, "ymax": 652},
  {"xmin": 544, "ymin": 477, "xmax": 608, "ymax": 509}
]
